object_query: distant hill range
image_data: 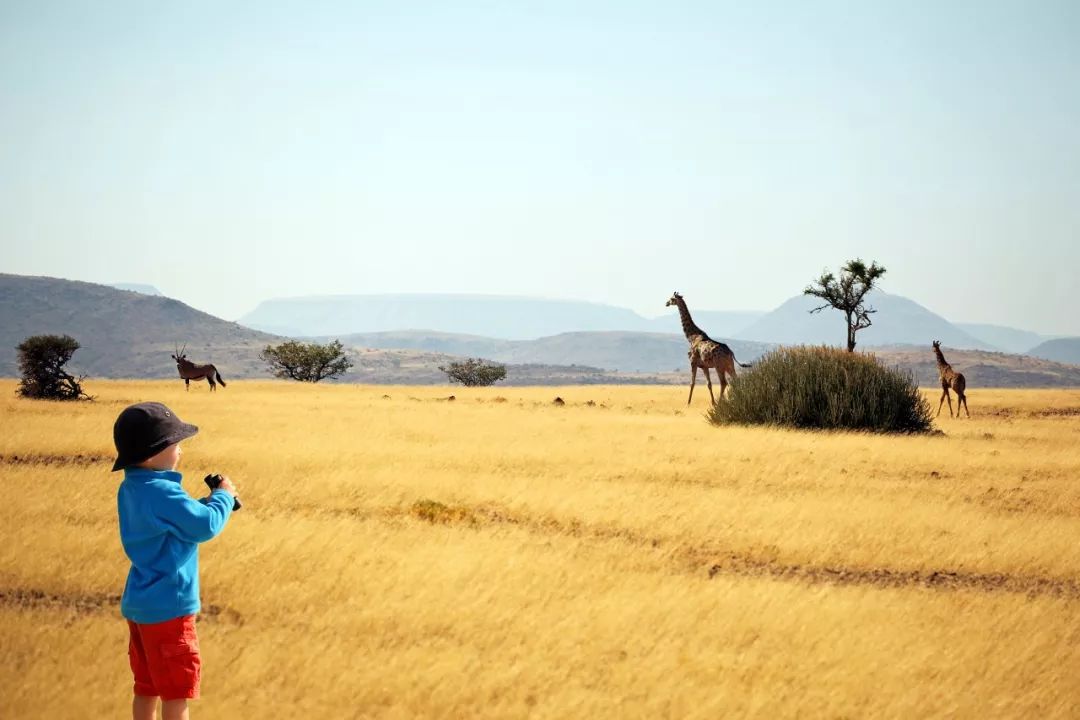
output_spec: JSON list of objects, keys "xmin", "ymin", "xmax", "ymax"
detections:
[
  {"xmin": 328, "ymin": 330, "xmax": 769, "ymax": 374},
  {"xmin": 954, "ymin": 323, "xmax": 1054, "ymax": 355},
  {"xmin": 1026, "ymin": 338, "xmax": 1080, "ymax": 366},
  {"xmin": 240, "ymin": 293, "xmax": 763, "ymax": 340},
  {"xmin": 736, "ymin": 291, "xmax": 996, "ymax": 350},
  {"xmin": 241, "ymin": 290, "xmax": 1062, "ymax": 357},
  {"xmin": 3, "ymin": 273, "xmax": 1078, "ymax": 387}
]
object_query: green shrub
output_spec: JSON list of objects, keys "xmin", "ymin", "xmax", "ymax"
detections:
[
  {"xmin": 260, "ymin": 339, "xmax": 353, "ymax": 382},
  {"xmin": 439, "ymin": 358, "xmax": 507, "ymax": 387},
  {"xmin": 708, "ymin": 346, "xmax": 932, "ymax": 433}
]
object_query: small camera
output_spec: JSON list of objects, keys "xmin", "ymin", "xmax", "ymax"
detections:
[{"xmin": 204, "ymin": 474, "xmax": 242, "ymax": 511}]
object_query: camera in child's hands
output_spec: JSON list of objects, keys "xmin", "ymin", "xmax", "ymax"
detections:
[{"xmin": 204, "ymin": 474, "xmax": 242, "ymax": 510}]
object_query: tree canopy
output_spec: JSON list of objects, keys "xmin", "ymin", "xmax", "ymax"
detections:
[
  {"xmin": 804, "ymin": 258, "xmax": 887, "ymax": 352},
  {"xmin": 260, "ymin": 339, "xmax": 353, "ymax": 382},
  {"xmin": 439, "ymin": 358, "xmax": 507, "ymax": 387},
  {"xmin": 17, "ymin": 334, "xmax": 91, "ymax": 400}
]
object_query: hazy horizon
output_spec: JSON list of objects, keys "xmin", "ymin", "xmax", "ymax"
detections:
[{"xmin": 3, "ymin": 2, "xmax": 1078, "ymax": 334}]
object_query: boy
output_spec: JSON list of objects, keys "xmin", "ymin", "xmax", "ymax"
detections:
[{"xmin": 113, "ymin": 402, "xmax": 238, "ymax": 720}]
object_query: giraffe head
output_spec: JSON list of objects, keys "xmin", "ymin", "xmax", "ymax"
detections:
[
  {"xmin": 932, "ymin": 340, "xmax": 941, "ymax": 351},
  {"xmin": 665, "ymin": 292, "xmax": 683, "ymax": 308}
]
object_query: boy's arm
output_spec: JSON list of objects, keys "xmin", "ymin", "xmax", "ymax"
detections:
[{"xmin": 151, "ymin": 482, "xmax": 234, "ymax": 543}]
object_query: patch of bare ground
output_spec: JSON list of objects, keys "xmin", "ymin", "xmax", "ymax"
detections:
[
  {"xmin": 697, "ymin": 551, "xmax": 1080, "ymax": 599},
  {"xmin": 0, "ymin": 588, "xmax": 244, "ymax": 624},
  {"xmin": 1032, "ymin": 406, "xmax": 1080, "ymax": 417},
  {"xmin": 0, "ymin": 453, "xmax": 109, "ymax": 467}
]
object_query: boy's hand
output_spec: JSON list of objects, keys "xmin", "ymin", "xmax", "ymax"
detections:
[
  {"xmin": 204, "ymin": 474, "xmax": 242, "ymax": 511},
  {"xmin": 216, "ymin": 476, "xmax": 238, "ymax": 495}
]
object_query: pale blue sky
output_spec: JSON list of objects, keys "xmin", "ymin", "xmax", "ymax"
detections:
[{"xmin": 2, "ymin": 1, "xmax": 1078, "ymax": 333}]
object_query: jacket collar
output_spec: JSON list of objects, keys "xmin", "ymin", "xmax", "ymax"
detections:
[{"xmin": 123, "ymin": 467, "xmax": 182, "ymax": 484}]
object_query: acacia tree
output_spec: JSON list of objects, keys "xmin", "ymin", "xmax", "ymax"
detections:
[
  {"xmin": 439, "ymin": 358, "xmax": 507, "ymax": 387},
  {"xmin": 260, "ymin": 339, "xmax": 353, "ymax": 382},
  {"xmin": 804, "ymin": 258, "xmax": 887, "ymax": 352},
  {"xmin": 17, "ymin": 334, "xmax": 91, "ymax": 400}
]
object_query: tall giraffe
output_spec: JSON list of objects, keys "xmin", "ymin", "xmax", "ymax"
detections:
[
  {"xmin": 932, "ymin": 340, "xmax": 969, "ymax": 418},
  {"xmin": 666, "ymin": 292, "xmax": 751, "ymax": 405}
]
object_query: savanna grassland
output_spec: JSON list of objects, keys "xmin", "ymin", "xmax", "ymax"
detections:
[{"xmin": 2, "ymin": 380, "xmax": 1079, "ymax": 718}]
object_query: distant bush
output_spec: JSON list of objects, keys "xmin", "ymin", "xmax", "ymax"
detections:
[
  {"xmin": 708, "ymin": 346, "xmax": 932, "ymax": 433},
  {"xmin": 439, "ymin": 358, "xmax": 507, "ymax": 387},
  {"xmin": 16, "ymin": 334, "xmax": 91, "ymax": 400}
]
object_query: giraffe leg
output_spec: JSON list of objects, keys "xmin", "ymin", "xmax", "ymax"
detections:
[
  {"xmin": 719, "ymin": 372, "xmax": 728, "ymax": 399},
  {"xmin": 959, "ymin": 393, "xmax": 969, "ymax": 418},
  {"xmin": 946, "ymin": 389, "xmax": 955, "ymax": 418},
  {"xmin": 687, "ymin": 366, "xmax": 698, "ymax": 405},
  {"xmin": 207, "ymin": 375, "xmax": 215, "ymax": 391},
  {"xmin": 703, "ymin": 368, "xmax": 715, "ymax": 405},
  {"xmin": 936, "ymin": 389, "xmax": 947, "ymax": 417},
  {"xmin": 185, "ymin": 378, "xmax": 190, "ymax": 392}
]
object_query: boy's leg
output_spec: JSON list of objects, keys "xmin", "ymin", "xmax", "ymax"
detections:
[
  {"xmin": 142, "ymin": 615, "xmax": 202, "ymax": 705},
  {"xmin": 133, "ymin": 695, "xmax": 158, "ymax": 720},
  {"xmin": 128, "ymin": 620, "xmax": 160, "ymax": 719},
  {"xmin": 162, "ymin": 699, "xmax": 189, "ymax": 720}
]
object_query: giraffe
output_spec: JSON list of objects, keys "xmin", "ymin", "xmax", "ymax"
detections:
[
  {"xmin": 666, "ymin": 292, "xmax": 752, "ymax": 405},
  {"xmin": 932, "ymin": 340, "xmax": 969, "ymax": 418}
]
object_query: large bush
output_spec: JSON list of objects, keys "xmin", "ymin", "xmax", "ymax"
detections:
[{"xmin": 708, "ymin": 346, "xmax": 932, "ymax": 433}]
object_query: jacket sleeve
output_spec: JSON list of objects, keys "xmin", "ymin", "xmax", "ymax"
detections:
[{"xmin": 151, "ymin": 484, "xmax": 234, "ymax": 543}]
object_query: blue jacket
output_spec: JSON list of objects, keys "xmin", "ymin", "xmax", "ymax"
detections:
[{"xmin": 117, "ymin": 468, "xmax": 234, "ymax": 624}]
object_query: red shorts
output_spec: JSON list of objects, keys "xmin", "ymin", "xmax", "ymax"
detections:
[{"xmin": 127, "ymin": 615, "xmax": 201, "ymax": 700}]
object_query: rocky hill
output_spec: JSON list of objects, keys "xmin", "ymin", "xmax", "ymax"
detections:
[{"xmin": 0, "ymin": 274, "xmax": 280, "ymax": 378}]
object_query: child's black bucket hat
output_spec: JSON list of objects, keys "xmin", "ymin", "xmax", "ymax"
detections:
[{"xmin": 112, "ymin": 402, "xmax": 199, "ymax": 472}]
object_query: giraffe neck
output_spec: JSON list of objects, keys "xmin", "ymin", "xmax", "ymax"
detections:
[
  {"xmin": 675, "ymin": 299, "xmax": 705, "ymax": 340},
  {"xmin": 934, "ymin": 348, "xmax": 951, "ymax": 372}
]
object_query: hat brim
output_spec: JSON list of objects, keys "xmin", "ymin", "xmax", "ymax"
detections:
[{"xmin": 112, "ymin": 422, "xmax": 199, "ymax": 472}]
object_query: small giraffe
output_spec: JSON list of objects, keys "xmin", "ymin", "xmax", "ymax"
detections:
[
  {"xmin": 666, "ymin": 292, "xmax": 751, "ymax": 405},
  {"xmin": 932, "ymin": 340, "xmax": 969, "ymax": 418}
]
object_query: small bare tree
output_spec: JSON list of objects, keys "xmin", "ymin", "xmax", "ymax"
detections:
[
  {"xmin": 260, "ymin": 340, "xmax": 353, "ymax": 382},
  {"xmin": 804, "ymin": 259, "xmax": 887, "ymax": 352},
  {"xmin": 16, "ymin": 334, "xmax": 91, "ymax": 400}
]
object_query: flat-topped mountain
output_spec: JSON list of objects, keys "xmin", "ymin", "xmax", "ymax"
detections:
[
  {"xmin": 243, "ymin": 290, "xmax": 1025, "ymax": 353},
  {"xmin": 332, "ymin": 330, "xmax": 769, "ymax": 374},
  {"xmin": 240, "ymin": 293, "xmax": 764, "ymax": 340}
]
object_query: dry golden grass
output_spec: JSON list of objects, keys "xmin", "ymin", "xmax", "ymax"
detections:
[{"xmin": 2, "ymin": 380, "xmax": 1080, "ymax": 718}]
